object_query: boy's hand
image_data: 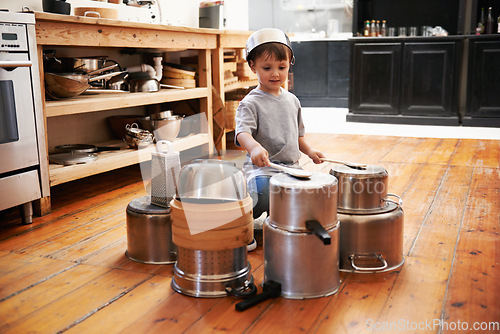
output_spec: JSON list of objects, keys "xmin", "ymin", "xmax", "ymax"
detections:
[
  {"xmin": 308, "ymin": 149, "xmax": 325, "ymax": 164},
  {"xmin": 250, "ymin": 146, "xmax": 270, "ymax": 167}
]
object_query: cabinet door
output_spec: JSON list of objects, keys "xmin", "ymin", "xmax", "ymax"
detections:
[
  {"xmin": 468, "ymin": 40, "xmax": 500, "ymax": 118},
  {"xmin": 291, "ymin": 41, "xmax": 328, "ymax": 97},
  {"xmin": 350, "ymin": 43, "xmax": 401, "ymax": 114},
  {"xmin": 327, "ymin": 41, "xmax": 350, "ymax": 99},
  {"xmin": 401, "ymin": 42, "xmax": 457, "ymax": 116}
]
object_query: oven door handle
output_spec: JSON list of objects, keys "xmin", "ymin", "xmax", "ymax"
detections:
[{"xmin": 0, "ymin": 60, "xmax": 33, "ymax": 68}]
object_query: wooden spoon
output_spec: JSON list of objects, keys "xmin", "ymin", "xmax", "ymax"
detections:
[
  {"xmin": 268, "ymin": 162, "xmax": 311, "ymax": 179},
  {"xmin": 320, "ymin": 158, "xmax": 367, "ymax": 170}
]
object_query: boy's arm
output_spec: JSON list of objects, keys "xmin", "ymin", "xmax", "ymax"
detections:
[
  {"xmin": 299, "ymin": 136, "xmax": 325, "ymax": 164},
  {"xmin": 237, "ymin": 132, "xmax": 271, "ymax": 167}
]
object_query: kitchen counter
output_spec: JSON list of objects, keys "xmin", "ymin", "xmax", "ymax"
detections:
[{"xmin": 289, "ymin": 32, "xmax": 353, "ymax": 41}]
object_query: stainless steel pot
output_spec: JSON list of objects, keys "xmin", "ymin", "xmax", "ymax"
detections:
[
  {"xmin": 264, "ymin": 219, "xmax": 340, "ymax": 299},
  {"xmin": 60, "ymin": 56, "xmax": 108, "ymax": 73},
  {"xmin": 329, "ymin": 164, "xmax": 390, "ymax": 212},
  {"xmin": 269, "ymin": 172, "xmax": 338, "ymax": 232},
  {"xmin": 337, "ymin": 202, "xmax": 404, "ymax": 273},
  {"xmin": 126, "ymin": 196, "xmax": 177, "ymax": 264}
]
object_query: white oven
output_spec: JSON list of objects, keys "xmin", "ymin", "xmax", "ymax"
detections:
[{"xmin": 0, "ymin": 11, "xmax": 48, "ymax": 223}]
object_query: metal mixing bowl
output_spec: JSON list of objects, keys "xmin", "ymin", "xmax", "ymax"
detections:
[
  {"xmin": 140, "ymin": 115, "xmax": 183, "ymax": 141},
  {"xmin": 246, "ymin": 28, "xmax": 294, "ymax": 64}
]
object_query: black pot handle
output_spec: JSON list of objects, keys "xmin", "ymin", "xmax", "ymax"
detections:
[
  {"xmin": 235, "ymin": 280, "xmax": 282, "ymax": 312},
  {"xmin": 306, "ymin": 220, "xmax": 331, "ymax": 245},
  {"xmin": 225, "ymin": 282, "xmax": 257, "ymax": 299}
]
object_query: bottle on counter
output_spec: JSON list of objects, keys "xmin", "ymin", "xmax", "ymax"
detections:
[
  {"xmin": 370, "ymin": 20, "xmax": 376, "ymax": 37},
  {"xmin": 478, "ymin": 7, "xmax": 485, "ymax": 34},
  {"xmin": 498, "ymin": 15, "xmax": 500, "ymax": 33},
  {"xmin": 381, "ymin": 20, "xmax": 387, "ymax": 37},
  {"xmin": 376, "ymin": 20, "xmax": 381, "ymax": 36},
  {"xmin": 364, "ymin": 20, "xmax": 370, "ymax": 37},
  {"xmin": 486, "ymin": 7, "xmax": 494, "ymax": 34}
]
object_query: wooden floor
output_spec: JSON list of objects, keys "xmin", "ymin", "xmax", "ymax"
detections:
[{"xmin": 0, "ymin": 133, "xmax": 499, "ymax": 334}]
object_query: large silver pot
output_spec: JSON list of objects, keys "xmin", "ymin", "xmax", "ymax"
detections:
[
  {"xmin": 264, "ymin": 219, "xmax": 340, "ymax": 299},
  {"xmin": 329, "ymin": 164, "xmax": 391, "ymax": 212},
  {"xmin": 269, "ymin": 172, "xmax": 338, "ymax": 232},
  {"xmin": 338, "ymin": 202, "xmax": 404, "ymax": 273}
]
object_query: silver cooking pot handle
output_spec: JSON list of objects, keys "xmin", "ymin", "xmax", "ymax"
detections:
[
  {"xmin": 383, "ymin": 193, "xmax": 403, "ymax": 206},
  {"xmin": 349, "ymin": 253, "xmax": 388, "ymax": 272}
]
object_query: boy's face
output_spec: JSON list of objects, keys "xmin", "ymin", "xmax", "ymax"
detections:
[{"xmin": 249, "ymin": 53, "xmax": 290, "ymax": 95}]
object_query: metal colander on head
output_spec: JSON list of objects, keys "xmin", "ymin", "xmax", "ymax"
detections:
[{"xmin": 150, "ymin": 140, "xmax": 181, "ymax": 208}]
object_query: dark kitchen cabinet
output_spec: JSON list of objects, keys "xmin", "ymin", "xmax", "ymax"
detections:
[
  {"xmin": 347, "ymin": 37, "xmax": 463, "ymax": 125},
  {"xmin": 401, "ymin": 42, "xmax": 459, "ymax": 117},
  {"xmin": 349, "ymin": 42, "xmax": 401, "ymax": 115},
  {"xmin": 291, "ymin": 40, "xmax": 350, "ymax": 107},
  {"xmin": 463, "ymin": 35, "xmax": 500, "ymax": 127}
]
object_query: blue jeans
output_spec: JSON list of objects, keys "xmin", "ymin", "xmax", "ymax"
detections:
[{"xmin": 248, "ymin": 175, "xmax": 271, "ymax": 219}]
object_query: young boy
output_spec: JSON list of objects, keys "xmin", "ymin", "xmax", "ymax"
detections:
[{"xmin": 235, "ymin": 28, "xmax": 325, "ymax": 247}]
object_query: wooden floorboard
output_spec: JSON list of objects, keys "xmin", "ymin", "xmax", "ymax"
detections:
[{"xmin": 0, "ymin": 134, "xmax": 498, "ymax": 333}]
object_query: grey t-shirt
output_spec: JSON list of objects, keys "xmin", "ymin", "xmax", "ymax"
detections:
[{"xmin": 235, "ymin": 88, "xmax": 305, "ymax": 165}]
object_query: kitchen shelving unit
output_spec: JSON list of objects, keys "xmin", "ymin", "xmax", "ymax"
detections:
[
  {"xmin": 34, "ymin": 12, "xmax": 218, "ymax": 214},
  {"xmin": 212, "ymin": 31, "xmax": 259, "ymax": 152}
]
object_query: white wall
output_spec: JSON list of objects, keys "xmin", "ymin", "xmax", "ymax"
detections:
[{"xmin": 0, "ymin": 0, "xmax": 249, "ymax": 29}]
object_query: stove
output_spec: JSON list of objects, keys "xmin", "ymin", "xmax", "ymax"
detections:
[{"xmin": 0, "ymin": 11, "xmax": 49, "ymax": 223}]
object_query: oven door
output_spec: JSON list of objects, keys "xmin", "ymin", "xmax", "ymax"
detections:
[{"xmin": 0, "ymin": 52, "xmax": 39, "ymax": 174}]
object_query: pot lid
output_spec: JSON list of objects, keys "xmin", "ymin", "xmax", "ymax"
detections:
[
  {"xmin": 49, "ymin": 152, "xmax": 97, "ymax": 165},
  {"xmin": 270, "ymin": 171, "xmax": 337, "ymax": 190},
  {"xmin": 55, "ymin": 144, "xmax": 96, "ymax": 153},
  {"xmin": 127, "ymin": 196, "xmax": 171, "ymax": 214},
  {"xmin": 329, "ymin": 164, "xmax": 388, "ymax": 178}
]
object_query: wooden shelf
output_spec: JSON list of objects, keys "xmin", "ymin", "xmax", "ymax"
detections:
[
  {"xmin": 48, "ymin": 134, "xmax": 209, "ymax": 186},
  {"xmin": 45, "ymin": 87, "xmax": 210, "ymax": 117},
  {"xmin": 224, "ymin": 79, "xmax": 258, "ymax": 92}
]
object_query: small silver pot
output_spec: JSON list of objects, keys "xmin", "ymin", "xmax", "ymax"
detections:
[
  {"xmin": 126, "ymin": 196, "xmax": 177, "ymax": 264},
  {"xmin": 330, "ymin": 164, "xmax": 389, "ymax": 212}
]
